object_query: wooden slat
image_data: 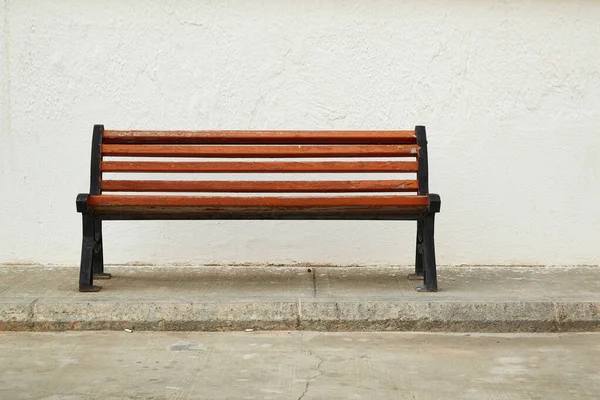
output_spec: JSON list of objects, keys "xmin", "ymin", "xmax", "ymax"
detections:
[
  {"xmin": 88, "ymin": 195, "xmax": 429, "ymax": 208},
  {"xmin": 103, "ymin": 130, "xmax": 417, "ymax": 144},
  {"xmin": 101, "ymin": 161, "xmax": 419, "ymax": 173},
  {"xmin": 92, "ymin": 206, "xmax": 428, "ymax": 218},
  {"xmin": 101, "ymin": 144, "xmax": 419, "ymax": 158},
  {"xmin": 100, "ymin": 180, "xmax": 419, "ymax": 193}
]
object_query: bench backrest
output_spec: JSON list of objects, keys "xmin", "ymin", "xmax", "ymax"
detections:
[{"xmin": 88, "ymin": 126, "xmax": 430, "ymax": 198}]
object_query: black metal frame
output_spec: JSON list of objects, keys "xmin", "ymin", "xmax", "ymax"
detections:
[
  {"xmin": 76, "ymin": 125, "xmax": 441, "ymax": 292},
  {"xmin": 76, "ymin": 125, "xmax": 110, "ymax": 292},
  {"xmin": 413, "ymin": 125, "xmax": 441, "ymax": 291}
]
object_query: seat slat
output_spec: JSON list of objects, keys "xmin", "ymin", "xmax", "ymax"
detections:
[
  {"xmin": 101, "ymin": 161, "xmax": 419, "ymax": 173},
  {"xmin": 100, "ymin": 180, "xmax": 419, "ymax": 193},
  {"xmin": 88, "ymin": 195, "xmax": 429, "ymax": 208},
  {"xmin": 92, "ymin": 206, "xmax": 428, "ymax": 218},
  {"xmin": 101, "ymin": 144, "xmax": 419, "ymax": 158},
  {"xmin": 103, "ymin": 130, "xmax": 417, "ymax": 144}
]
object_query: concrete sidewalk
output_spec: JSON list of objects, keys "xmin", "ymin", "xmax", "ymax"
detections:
[
  {"xmin": 2, "ymin": 331, "xmax": 599, "ymax": 399},
  {"xmin": 0, "ymin": 265, "xmax": 599, "ymax": 332}
]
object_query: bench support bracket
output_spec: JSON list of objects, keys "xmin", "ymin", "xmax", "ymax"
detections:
[
  {"xmin": 408, "ymin": 219, "xmax": 425, "ymax": 280},
  {"xmin": 92, "ymin": 219, "xmax": 111, "ymax": 279},
  {"xmin": 79, "ymin": 211, "xmax": 102, "ymax": 292},
  {"xmin": 416, "ymin": 213, "xmax": 438, "ymax": 292}
]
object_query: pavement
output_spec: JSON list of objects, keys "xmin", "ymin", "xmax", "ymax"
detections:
[
  {"xmin": 1, "ymin": 331, "xmax": 599, "ymax": 399},
  {"xmin": 1, "ymin": 264, "xmax": 599, "ymax": 332}
]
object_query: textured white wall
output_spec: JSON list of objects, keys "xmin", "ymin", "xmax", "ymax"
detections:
[{"xmin": 0, "ymin": 0, "xmax": 599, "ymax": 266}]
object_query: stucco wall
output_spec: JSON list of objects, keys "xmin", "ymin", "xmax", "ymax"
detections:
[{"xmin": 1, "ymin": 0, "xmax": 599, "ymax": 266}]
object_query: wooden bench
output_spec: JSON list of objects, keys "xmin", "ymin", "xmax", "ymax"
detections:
[{"xmin": 76, "ymin": 125, "xmax": 441, "ymax": 292}]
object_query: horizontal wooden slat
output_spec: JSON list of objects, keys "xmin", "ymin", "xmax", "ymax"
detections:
[
  {"xmin": 103, "ymin": 130, "xmax": 417, "ymax": 144},
  {"xmin": 88, "ymin": 195, "xmax": 429, "ymax": 208},
  {"xmin": 93, "ymin": 206, "xmax": 428, "ymax": 218},
  {"xmin": 100, "ymin": 180, "xmax": 419, "ymax": 193},
  {"xmin": 101, "ymin": 144, "xmax": 419, "ymax": 158},
  {"xmin": 101, "ymin": 161, "xmax": 419, "ymax": 173}
]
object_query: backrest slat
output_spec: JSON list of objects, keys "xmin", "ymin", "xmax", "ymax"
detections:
[
  {"xmin": 100, "ymin": 180, "xmax": 419, "ymax": 193},
  {"xmin": 102, "ymin": 144, "xmax": 419, "ymax": 158},
  {"xmin": 103, "ymin": 130, "xmax": 417, "ymax": 144},
  {"xmin": 101, "ymin": 161, "xmax": 419, "ymax": 173}
]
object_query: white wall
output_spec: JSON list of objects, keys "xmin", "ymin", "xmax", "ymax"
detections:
[{"xmin": 0, "ymin": 0, "xmax": 599, "ymax": 266}]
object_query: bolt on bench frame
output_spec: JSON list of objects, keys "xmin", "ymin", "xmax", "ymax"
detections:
[{"xmin": 76, "ymin": 126, "xmax": 441, "ymax": 292}]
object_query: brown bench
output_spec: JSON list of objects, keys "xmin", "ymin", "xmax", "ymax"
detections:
[{"xmin": 76, "ymin": 126, "xmax": 441, "ymax": 292}]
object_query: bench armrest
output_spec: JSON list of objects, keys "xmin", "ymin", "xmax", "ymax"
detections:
[
  {"xmin": 429, "ymin": 193, "xmax": 441, "ymax": 213},
  {"xmin": 76, "ymin": 193, "xmax": 90, "ymax": 213}
]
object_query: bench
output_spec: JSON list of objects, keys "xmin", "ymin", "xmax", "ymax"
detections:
[{"xmin": 76, "ymin": 125, "xmax": 441, "ymax": 292}]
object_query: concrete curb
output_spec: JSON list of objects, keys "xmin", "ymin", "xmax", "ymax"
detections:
[{"xmin": 1, "ymin": 300, "xmax": 599, "ymax": 332}]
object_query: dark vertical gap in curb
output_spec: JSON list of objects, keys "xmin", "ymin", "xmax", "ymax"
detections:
[{"xmin": 311, "ymin": 268, "xmax": 317, "ymax": 298}]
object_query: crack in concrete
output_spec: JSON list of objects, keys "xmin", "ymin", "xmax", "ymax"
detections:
[
  {"xmin": 311, "ymin": 268, "xmax": 317, "ymax": 298},
  {"xmin": 298, "ymin": 333, "xmax": 324, "ymax": 400}
]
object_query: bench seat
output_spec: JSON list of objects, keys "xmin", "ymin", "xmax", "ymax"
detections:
[{"xmin": 86, "ymin": 194, "xmax": 430, "ymax": 219}]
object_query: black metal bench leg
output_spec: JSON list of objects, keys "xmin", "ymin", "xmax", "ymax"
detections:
[
  {"xmin": 408, "ymin": 220, "xmax": 424, "ymax": 280},
  {"xmin": 79, "ymin": 212, "xmax": 101, "ymax": 292},
  {"xmin": 417, "ymin": 214, "xmax": 437, "ymax": 292},
  {"xmin": 92, "ymin": 219, "xmax": 111, "ymax": 280}
]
